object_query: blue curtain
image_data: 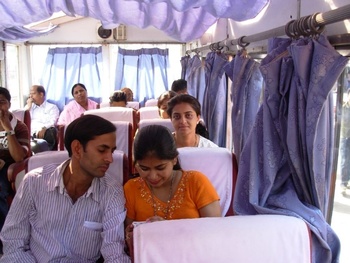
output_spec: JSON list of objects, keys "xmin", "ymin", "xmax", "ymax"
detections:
[
  {"xmin": 202, "ymin": 51, "xmax": 228, "ymax": 147},
  {"xmin": 180, "ymin": 55, "xmax": 190, "ymax": 79},
  {"xmin": 223, "ymin": 51, "xmax": 263, "ymax": 161},
  {"xmin": 185, "ymin": 55, "xmax": 206, "ymax": 108},
  {"xmin": 40, "ymin": 47, "xmax": 102, "ymax": 111},
  {"xmin": 115, "ymin": 47, "xmax": 169, "ymax": 106},
  {"xmin": 233, "ymin": 35, "xmax": 348, "ymax": 263}
]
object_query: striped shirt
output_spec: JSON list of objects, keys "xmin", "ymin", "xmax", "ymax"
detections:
[{"xmin": 0, "ymin": 160, "xmax": 130, "ymax": 263}]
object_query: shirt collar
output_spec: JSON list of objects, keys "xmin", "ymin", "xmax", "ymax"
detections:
[{"xmin": 47, "ymin": 160, "xmax": 101, "ymax": 202}]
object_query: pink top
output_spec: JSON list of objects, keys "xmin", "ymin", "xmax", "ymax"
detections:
[{"xmin": 57, "ymin": 99, "xmax": 98, "ymax": 126}]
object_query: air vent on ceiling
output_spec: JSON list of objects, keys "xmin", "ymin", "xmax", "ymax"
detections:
[{"xmin": 113, "ymin": 24, "xmax": 127, "ymax": 41}]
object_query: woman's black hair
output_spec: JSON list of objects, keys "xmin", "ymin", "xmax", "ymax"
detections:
[
  {"xmin": 71, "ymin": 83, "xmax": 87, "ymax": 96},
  {"xmin": 133, "ymin": 125, "xmax": 181, "ymax": 170},
  {"xmin": 64, "ymin": 115, "xmax": 116, "ymax": 157},
  {"xmin": 110, "ymin": 90, "xmax": 127, "ymax": 104}
]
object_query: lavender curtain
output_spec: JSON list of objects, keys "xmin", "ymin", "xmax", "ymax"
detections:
[
  {"xmin": 185, "ymin": 55, "xmax": 206, "ymax": 108},
  {"xmin": 115, "ymin": 47, "xmax": 169, "ymax": 106},
  {"xmin": 40, "ymin": 47, "xmax": 102, "ymax": 111},
  {"xmin": 0, "ymin": 0, "xmax": 269, "ymax": 42},
  {"xmin": 223, "ymin": 51, "xmax": 263, "ymax": 161},
  {"xmin": 233, "ymin": 35, "xmax": 348, "ymax": 263},
  {"xmin": 202, "ymin": 51, "xmax": 229, "ymax": 147},
  {"xmin": 180, "ymin": 55, "xmax": 190, "ymax": 79}
]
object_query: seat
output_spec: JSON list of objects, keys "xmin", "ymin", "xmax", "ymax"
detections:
[
  {"xmin": 7, "ymin": 150, "xmax": 128, "ymax": 193},
  {"xmin": 84, "ymin": 107, "xmax": 138, "ymax": 132},
  {"xmin": 138, "ymin": 118, "xmax": 175, "ymax": 133},
  {"xmin": 12, "ymin": 109, "xmax": 32, "ymax": 157},
  {"xmin": 127, "ymin": 101, "xmax": 140, "ymax": 110},
  {"xmin": 133, "ymin": 215, "xmax": 311, "ymax": 263},
  {"xmin": 111, "ymin": 121, "xmax": 133, "ymax": 177},
  {"xmin": 145, "ymin": 98, "xmax": 158, "ymax": 107},
  {"xmin": 177, "ymin": 147, "xmax": 238, "ymax": 217},
  {"xmin": 138, "ymin": 106, "xmax": 160, "ymax": 121},
  {"xmin": 99, "ymin": 101, "xmax": 110, "ymax": 108}
]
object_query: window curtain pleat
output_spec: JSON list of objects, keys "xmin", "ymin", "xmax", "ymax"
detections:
[
  {"xmin": 40, "ymin": 47, "xmax": 102, "ymax": 111},
  {"xmin": 115, "ymin": 47, "xmax": 169, "ymax": 106}
]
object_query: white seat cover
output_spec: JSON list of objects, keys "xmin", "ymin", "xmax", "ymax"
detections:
[
  {"xmin": 138, "ymin": 106, "xmax": 160, "ymax": 120},
  {"xmin": 16, "ymin": 150, "xmax": 126, "ymax": 189},
  {"xmin": 134, "ymin": 215, "xmax": 311, "ymax": 263},
  {"xmin": 138, "ymin": 118, "xmax": 174, "ymax": 132},
  {"xmin": 177, "ymin": 147, "xmax": 233, "ymax": 216},
  {"xmin": 145, "ymin": 99, "xmax": 158, "ymax": 107},
  {"xmin": 84, "ymin": 107, "xmax": 135, "ymax": 127}
]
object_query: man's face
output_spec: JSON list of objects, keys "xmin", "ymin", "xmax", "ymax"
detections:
[
  {"xmin": 29, "ymin": 87, "xmax": 44, "ymax": 105},
  {"xmin": 77, "ymin": 132, "xmax": 117, "ymax": 178},
  {"xmin": 0, "ymin": 94, "xmax": 10, "ymax": 113}
]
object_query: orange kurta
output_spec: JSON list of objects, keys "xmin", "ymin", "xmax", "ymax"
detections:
[{"xmin": 124, "ymin": 170, "xmax": 220, "ymax": 221}]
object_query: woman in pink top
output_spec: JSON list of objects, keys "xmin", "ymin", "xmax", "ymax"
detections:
[{"xmin": 57, "ymin": 83, "xmax": 98, "ymax": 126}]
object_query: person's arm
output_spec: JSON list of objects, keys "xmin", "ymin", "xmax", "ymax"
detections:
[
  {"xmin": 0, "ymin": 111, "xmax": 27, "ymax": 162},
  {"xmin": 0, "ymin": 174, "xmax": 36, "ymax": 262},
  {"xmin": 199, "ymin": 201, "xmax": 221, "ymax": 217},
  {"xmin": 101, "ymin": 188, "xmax": 131, "ymax": 263}
]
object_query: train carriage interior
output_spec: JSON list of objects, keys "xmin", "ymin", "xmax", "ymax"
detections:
[{"xmin": 1, "ymin": 0, "xmax": 350, "ymax": 262}]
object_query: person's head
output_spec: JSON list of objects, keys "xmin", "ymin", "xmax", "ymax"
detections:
[
  {"xmin": 167, "ymin": 94, "xmax": 201, "ymax": 136},
  {"xmin": 121, "ymin": 87, "xmax": 134, "ymax": 102},
  {"xmin": 109, "ymin": 91, "xmax": 127, "ymax": 107},
  {"xmin": 65, "ymin": 115, "xmax": 116, "ymax": 162},
  {"xmin": 0, "ymin": 87, "xmax": 11, "ymax": 112},
  {"xmin": 71, "ymin": 83, "xmax": 88, "ymax": 105},
  {"xmin": 157, "ymin": 90, "xmax": 177, "ymax": 119},
  {"xmin": 134, "ymin": 125, "xmax": 181, "ymax": 186},
  {"xmin": 30, "ymin": 85, "xmax": 46, "ymax": 105},
  {"xmin": 171, "ymin": 79, "xmax": 188, "ymax": 94}
]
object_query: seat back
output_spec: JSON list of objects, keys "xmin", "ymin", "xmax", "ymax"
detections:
[
  {"xmin": 84, "ymin": 107, "xmax": 137, "ymax": 131},
  {"xmin": 127, "ymin": 101, "xmax": 140, "ymax": 110},
  {"xmin": 133, "ymin": 215, "xmax": 311, "ymax": 263},
  {"xmin": 99, "ymin": 101, "xmax": 110, "ymax": 108},
  {"xmin": 177, "ymin": 147, "xmax": 237, "ymax": 216},
  {"xmin": 145, "ymin": 98, "xmax": 158, "ymax": 107},
  {"xmin": 111, "ymin": 121, "xmax": 133, "ymax": 176},
  {"xmin": 138, "ymin": 118, "xmax": 175, "ymax": 133},
  {"xmin": 138, "ymin": 106, "xmax": 160, "ymax": 121},
  {"xmin": 7, "ymin": 150, "xmax": 128, "ymax": 193}
]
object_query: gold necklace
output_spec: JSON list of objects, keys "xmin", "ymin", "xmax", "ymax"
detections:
[{"xmin": 150, "ymin": 171, "xmax": 175, "ymax": 219}]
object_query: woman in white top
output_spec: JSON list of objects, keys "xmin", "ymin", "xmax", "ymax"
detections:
[{"xmin": 167, "ymin": 94, "xmax": 218, "ymax": 148}]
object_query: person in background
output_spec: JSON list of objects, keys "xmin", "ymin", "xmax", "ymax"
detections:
[
  {"xmin": 0, "ymin": 87, "xmax": 30, "ymax": 255},
  {"xmin": 25, "ymin": 85, "xmax": 59, "ymax": 152},
  {"xmin": 171, "ymin": 79, "xmax": 188, "ymax": 94},
  {"xmin": 0, "ymin": 115, "xmax": 130, "ymax": 262},
  {"xmin": 121, "ymin": 87, "xmax": 134, "ymax": 102},
  {"xmin": 110, "ymin": 91, "xmax": 127, "ymax": 107},
  {"xmin": 124, "ymin": 125, "xmax": 220, "ymax": 253},
  {"xmin": 157, "ymin": 90, "xmax": 177, "ymax": 119},
  {"xmin": 57, "ymin": 83, "xmax": 98, "ymax": 127},
  {"xmin": 167, "ymin": 94, "xmax": 216, "ymax": 148}
]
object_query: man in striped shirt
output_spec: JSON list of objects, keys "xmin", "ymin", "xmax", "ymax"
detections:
[{"xmin": 0, "ymin": 115, "xmax": 130, "ymax": 262}]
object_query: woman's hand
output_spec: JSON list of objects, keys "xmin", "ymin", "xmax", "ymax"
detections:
[{"xmin": 125, "ymin": 223, "xmax": 134, "ymax": 250}]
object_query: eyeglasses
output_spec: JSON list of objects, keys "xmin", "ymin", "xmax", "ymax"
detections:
[{"xmin": 0, "ymin": 100, "xmax": 8, "ymax": 104}]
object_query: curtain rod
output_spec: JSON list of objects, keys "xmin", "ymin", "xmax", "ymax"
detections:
[{"xmin": 188, "ymin": 4, "xmax": 350, "ymax": 53}]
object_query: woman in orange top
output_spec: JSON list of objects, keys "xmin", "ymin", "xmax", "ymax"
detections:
[{"xmin": 124, "ymin": 125, "xmax": 221, "ymax": 248}]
